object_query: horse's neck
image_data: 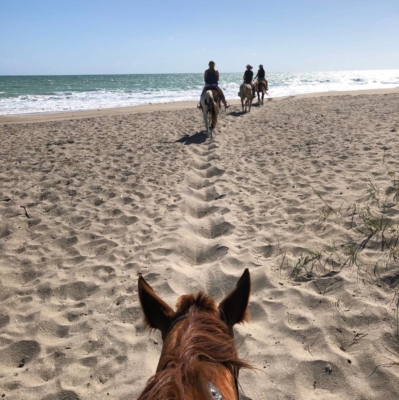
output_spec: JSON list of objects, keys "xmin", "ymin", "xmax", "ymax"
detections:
[
  {"xmin": 155, "ymin": 324, "xmax": 239, "ymax": 399},
  {"xmin": 199, "ymin": 362, "xmax": 238, "ymax": 400},
  {"xmin": 154, "ymin": 359, "xmax": 238, "ymax": 400}
]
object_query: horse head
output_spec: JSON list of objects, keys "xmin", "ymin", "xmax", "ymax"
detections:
[{"xmin": 137, "ymin": 269, "xmax": 251, "ymax": 400}]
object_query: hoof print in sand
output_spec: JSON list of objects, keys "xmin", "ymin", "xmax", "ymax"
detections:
[
  {"xmin": 0, "ymin": 340, "xmax": 40, "ymax": 367},
  {"xmin": 42, "ymin": 390, "xmax": 80, "ymax": 400},
  {"xmin": 180, "ymin": 243, "xmax": 229, "ymax": 265},
  {"xmin": 179, "ymin": 140, "xmax": 232, "ymax": 266}
]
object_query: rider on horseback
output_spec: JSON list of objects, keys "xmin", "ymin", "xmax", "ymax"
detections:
[
  {"xmin": 254, "ymin": 64, "xmax": 268, "ymax": 91},
  {"xmin": 198, "ymin": 61, "xmax": 230, "ymax": 110},
  {"xmin": 243, "ymin": 65, "xmax": 256, "ymax": 98}
]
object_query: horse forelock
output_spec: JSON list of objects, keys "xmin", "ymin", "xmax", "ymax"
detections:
[
  {"xmin": 137, "ymin": 292, "xmax": 251, "ymax": 400},
  {"xmin": 175, "ymin": 292, "xmax": 219, "ymax": 316},
  {"xmin": 138, "ymin": 370, "xmax": 181, "ymax": 399}
]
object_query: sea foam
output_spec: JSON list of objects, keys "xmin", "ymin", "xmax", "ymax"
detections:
[{"xmin": 0, "ymin": 70, "xmax": 398, "ymax": 115}]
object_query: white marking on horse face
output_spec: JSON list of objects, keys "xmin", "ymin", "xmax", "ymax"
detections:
[{"xmin": 207, "ymin": 381, "xmax": 223, "ymax": 400}]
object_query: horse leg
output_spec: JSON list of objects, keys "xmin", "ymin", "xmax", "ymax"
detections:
[{"xmin": 262, "ymin": 92, "xmax": 264, "ymax": 105}]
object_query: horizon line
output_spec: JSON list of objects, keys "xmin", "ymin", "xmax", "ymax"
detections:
[{"xmin": 1, "ymin": 68, "xmax": 399, "ymax": 77}]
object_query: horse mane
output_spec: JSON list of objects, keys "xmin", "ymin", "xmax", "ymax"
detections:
[{"xmin": 137, "ymin": 292, "xmax": 251, "ymax": 400}]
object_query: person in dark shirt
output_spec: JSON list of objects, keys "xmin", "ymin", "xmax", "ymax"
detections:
[
  {"xmin": 254, "ymin": 64, "xmax": 266, "ymax": 82},
  {"xmin": 198, "ymin": 61, "xmax": 230, "ymax": 110},
  {"xmin": 254, "ymin": 64, "xmax": 269, "ymax": 93},
  {"xmin": 243, "ymin": 65, "xmax": 255, "ymax": 98}
]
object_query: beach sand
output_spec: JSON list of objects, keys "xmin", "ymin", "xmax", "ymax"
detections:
[{"xmin": 1, "ymin": 89, "xmax": 399, "ymax": 399}]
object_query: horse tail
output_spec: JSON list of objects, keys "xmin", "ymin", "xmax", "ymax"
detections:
[{"xmin": 209, "ymin": 92, "xmax": 218, "ymax": 128}]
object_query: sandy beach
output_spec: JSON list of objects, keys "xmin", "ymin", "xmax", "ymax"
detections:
[{"xmin": 1, "ymin": 88, "xmax": 399, "ymax": 399}]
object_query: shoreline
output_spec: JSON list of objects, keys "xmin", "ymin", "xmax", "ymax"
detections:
[{"xmin": 0, "ymin": 87, "xmax": 397, "ymax": 124}]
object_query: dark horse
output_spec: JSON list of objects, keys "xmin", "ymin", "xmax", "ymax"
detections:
[
  {"xmin": 254, "ymin": 80, "xmax": 268, "ymax": 105},
  {"xmin": 137, "ymin": 269, "xmax": 251, "ymax": 400}
]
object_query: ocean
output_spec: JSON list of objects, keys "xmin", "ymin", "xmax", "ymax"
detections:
[{"xmin": 0, "ymin": 70, "xmax": 398, "ymax": 115}]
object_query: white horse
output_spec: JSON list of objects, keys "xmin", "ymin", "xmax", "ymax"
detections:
[{"xmin": 200, "ymin": 90, "xmax": 219, "ymax": 139}]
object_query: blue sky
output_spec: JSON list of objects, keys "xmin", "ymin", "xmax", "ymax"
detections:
[{"xmin": 0, "ymin": 0, "xmax": 398, "ymax": 75}]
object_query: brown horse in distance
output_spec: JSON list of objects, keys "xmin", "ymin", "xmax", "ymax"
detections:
[
  {"xmin": 137, "ymin": 269, "xmax": 251, "ymax": 400},
  {"xmin": 254, "ymin": 80, "xmax": 268, "ymax": 105}
]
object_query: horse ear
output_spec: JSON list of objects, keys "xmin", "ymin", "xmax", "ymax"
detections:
[
  {"xmin": 219, "ymin": 268, "xmax": 251, "ymax": 327},
  {"xmin": 138, "ymin": 275, "xmax": 175, "ymax": 338}
]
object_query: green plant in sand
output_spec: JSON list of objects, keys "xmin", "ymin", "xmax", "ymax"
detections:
[
  {"xmin": 342, "ymin": 242, "xmax": 362, "ymax": 268},
  {"xmin": 291, "ymin": 250, "xmax": 323, "ymax": 279},
  {"xmin": 386, "ymin": 170, "xmax": 399, "ymax": 202},
  {"xmin": 367, "ymin": 178, "xmax": 381, "ymax": 207}
]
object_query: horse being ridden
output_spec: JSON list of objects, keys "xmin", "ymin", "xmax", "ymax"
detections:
[
  {"xmin": 254, "ymin": 64, "xmax": 268, "ymax": 105},
  {"xmin": 137, "ymin": 269, "xmax": 252, "ymax": 400},
  {"xmin": 239, "ymin": 83, "xmax": 253, "ymax": 113},
  {"xmin": 200, "ymin": 89, "xmax": 219, "ymax": 139},
  {"xmin": 243, "ymin": 64, "xmax": 255, "ymax": 98},
  {"xmin": 254, "ymin": 80, "xmax": 268, "ymax": 105},
  {"xmin": 238, "ymin": 65, "xmax": 254, "ymax": 112},
  {"xmin": 198, "ymin": 61, "xmax": 229, "ymax": 111}
]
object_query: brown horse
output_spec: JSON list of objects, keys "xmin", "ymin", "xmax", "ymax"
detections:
[
  {"xmin": 254, "ymin": 80, "xmax": 268, "ymax": 105},
  {"xmin": 238, "ymin": 83, "xmax": 253, "ymax": 113},
  {"xmin": 137, "ymin": 269, "xmax": 251, "ymax": 400}
]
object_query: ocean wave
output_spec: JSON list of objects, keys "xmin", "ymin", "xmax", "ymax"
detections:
[
  {"xmin": 381, "ymin": 80, "xmax": 399, "ymax": 85},
  {"xmin": 1, "ymin": 70, "xmax": 398, "ymax": 115}
]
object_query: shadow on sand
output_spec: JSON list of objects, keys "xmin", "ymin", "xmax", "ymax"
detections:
[
  {"xmin": 228, "ymin": 111, "xmax": 246, "ymax": 117},
  {"xmin": 175, "ymin": 131, "xmax": 208, "ymax": 145}
]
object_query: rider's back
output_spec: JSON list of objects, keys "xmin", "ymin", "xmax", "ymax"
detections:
[
  {"xmin": 205, "ymin": 70, "xmax": 218, "ymax": 85},
  {"xmin": 257, "ymin": 69, "xmax": 265, "ymax": 79},
  {"xmin": 244, "ymin": 70, "xmax": 253, "ymax": 84}
]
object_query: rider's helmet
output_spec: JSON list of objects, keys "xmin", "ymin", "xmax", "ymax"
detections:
[
  {"xmin": 259, "ymin": 64, "xmax": 263, "ymax": 68},
  {"xmin": 246, "ymin": 65, "xmax": 253, "ymax": 69}
]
